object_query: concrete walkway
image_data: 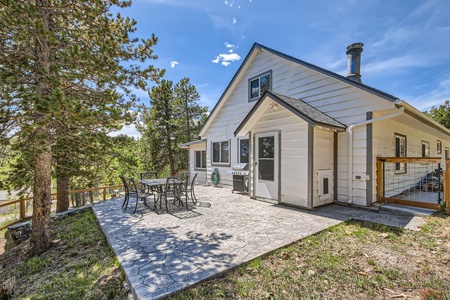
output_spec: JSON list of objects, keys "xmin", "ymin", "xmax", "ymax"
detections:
[{"xmin": 92, "ymin": 186, "xmax": 426, "ymax": 300}]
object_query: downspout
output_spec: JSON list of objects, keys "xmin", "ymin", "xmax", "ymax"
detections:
[{"xmin": 346, "ymin": 107, "xmax": 405, "ymax": 204}]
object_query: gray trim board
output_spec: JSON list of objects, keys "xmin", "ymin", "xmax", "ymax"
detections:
[
  {"xmin": 334, "ymin": 131, "xmax": 338, "ymax": 202},
  {"xmin": 249, "ymin": 131, "xmax": 253, "ymax": 197},
  {"xmin": 307, "ymin": 125, "xmax": 314, "ymax": 209},
  {"xmin": 252, "ymin": 133, "xmax": 256, "ymax": 199},
  {"xmin": 278, "ymin": 130, "xmax": 282, "ymax": 204},
  {"xmin": 366, "ymin": 112, "xmax": 373, "ymax": 206}
]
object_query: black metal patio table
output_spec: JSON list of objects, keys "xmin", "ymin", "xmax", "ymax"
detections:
[
  {"xmin": 139, "ymin": 178, "xmax": 167, "ymax": 210},
  {"xmin": 139, "ymin": 178, "xmax": 185, "ymax": 212}
]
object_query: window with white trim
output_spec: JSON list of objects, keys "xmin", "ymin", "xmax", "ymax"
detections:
[
  {"xmin": 249, "ymin": 71, "xmax": 271, "ymax": 101},
  {"xmin": 445, "ymin": 147, "xmax": 449, "ymax": 159},
  {"xmin": 212, "ymin": 141, "xmax": 229, "ymax": 164},
  {"xmin": 395, "ymin": 134, "xmax": 407, "ymax": 174},
  {"xmin": 422, "ymin": 141, "xmax": 430, "ymax": 157},
  {"xmin": 437, "ymin": 140, "xmax": 442, "ymax": 154},
  {"xmin": 195, "ymin": 150, "xmax": 206, "ymax": 169}
]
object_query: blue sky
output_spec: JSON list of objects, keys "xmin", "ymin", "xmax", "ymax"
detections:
[{"xmin": 113, "ymin": 0, "xmax": 450, "ymax": 137}]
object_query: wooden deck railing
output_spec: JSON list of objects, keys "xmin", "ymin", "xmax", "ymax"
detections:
[
  {"xmin": 377, "ymin": 157, "xmax": 449, "ymax": 213},
  {"xmin": 0, "ymin": 184, "xmax": 123, "ymax": 230}
]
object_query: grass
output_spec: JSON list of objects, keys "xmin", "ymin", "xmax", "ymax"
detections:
[
  {"xmin": 170, "ymin": 216, "xmax": 450, "ymax": 300},
  {"xmin": 1, "ymin": 209, "xmax": 449, "ymax": 299},
  {"xmin": 0, "ymin": 209, "xmax": 128, "ymax": 300}
]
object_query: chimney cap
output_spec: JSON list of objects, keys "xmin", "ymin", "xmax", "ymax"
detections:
[{"xmin": 346, "ymin": 42, "xmax": 364, "ymax": 54}]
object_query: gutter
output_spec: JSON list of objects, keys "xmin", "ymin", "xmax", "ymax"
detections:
[{"xmin": 346, "ymin": 107, "xmax": 404, "ymax": 204}]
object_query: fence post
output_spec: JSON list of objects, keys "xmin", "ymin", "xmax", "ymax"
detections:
[
  {"xmin": 446, "ymin": 160, "xmax": 450, "ymax": 215},
  {"xmin": 20, "ymin": 199, "xmax": 26, "ymax": 220},
  {"xmin": 103, "ymin": 187, "xmax": 107, "ymax": 201},
  {"xmin": 376, "ymin": 158, "xmax": 383, "ymax": 202}
]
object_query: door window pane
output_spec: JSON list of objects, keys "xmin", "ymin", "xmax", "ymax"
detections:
[
  {"xmin": 258, "ymin": 160, "xmax": 274, "ymax": 181},
  {"xmin": 259, "ymin": 137, "xmax": 274, "ymax": 158}
]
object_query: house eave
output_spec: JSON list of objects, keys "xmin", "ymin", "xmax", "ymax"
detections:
[
  {"xmin": 179, "ymin": 139, "xmax": 207, "ymax": 149},
  {"xmin": 235, "ymin": 91, "xmax": 346, "ymax": 137},
  {"xmin": 395, "ymin": 100, "xmax": 450, "ymax": 137}
]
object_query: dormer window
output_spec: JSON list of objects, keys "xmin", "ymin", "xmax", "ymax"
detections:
[{"xmin": 249, "ymin": 70, "xmax": 272, "ymax": 101}]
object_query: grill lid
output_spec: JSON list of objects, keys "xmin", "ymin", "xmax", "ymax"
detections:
[{"xmin": 232, "ymin": 163, "xmax": 247, "ymax": 171}]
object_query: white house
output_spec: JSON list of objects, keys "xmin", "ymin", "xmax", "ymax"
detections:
[{"xmin": 181, "ymin": 42, "xmax": 450, "ymax": 209}]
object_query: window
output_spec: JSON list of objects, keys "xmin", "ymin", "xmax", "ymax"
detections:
[
  {"xmin": 195, "ymin": 150, "xmax": 206, "ymax": 169},
  {"xmin": 212, "ymin": 141, "xmax": 229, "ymax": 164},
  {"xmin": 239, "ymin": 139, "xmax": 249, "ymax": 164},
  {"xmin": 422, "ymin": 141, "xmax": 430, "ymax": 157},
  {"xmin": 445, "ymin": 147, "xmax": 449, "ymax": 159},
  {"xmin": 395, "ymin": 134, "xmax": 407, "ymax": 174},
  {"xmin": 437, "ymin": 140, "xmax": 442, "ymax": 154},
  {"xmin": 249, "ymin": 71, "xmax": 272, "ymax": 101}
]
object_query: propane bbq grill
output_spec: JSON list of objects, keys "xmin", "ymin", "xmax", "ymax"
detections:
[{"xmin": 227, "ymin": 163, "xmax": 249, "ymax": 194}]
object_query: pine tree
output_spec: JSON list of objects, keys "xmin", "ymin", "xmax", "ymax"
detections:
[
  {"xmin": 138, "ymin": 78, "xmax": 208, "ymax": 174},
  {"xmin": 0, "ymin": 0, "xmax": 162, "ymax": 253}
]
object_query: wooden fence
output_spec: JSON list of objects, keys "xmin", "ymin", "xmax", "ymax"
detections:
[{"xmin": 0, "ymin": 184, "xmax": 123, "ymax": 230}]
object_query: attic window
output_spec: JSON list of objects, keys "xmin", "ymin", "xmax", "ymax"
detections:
[{"xmin": 249, "ymin": 70, "xmax": 272, "ymax": 101}]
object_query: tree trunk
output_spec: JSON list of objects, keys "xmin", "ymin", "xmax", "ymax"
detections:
[
  {"xmin": 30, "ymin": 0, "xmax": 53, "ymax": 254},
  {"xmin": 56, "ymin": 177, "xmax": 70, "ymax": 212},
  {"xmin": 30, "ymin": 126, "xmax": 52, "ymax": 254}
]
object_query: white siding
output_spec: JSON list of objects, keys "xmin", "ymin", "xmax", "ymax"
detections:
[
  {"xmin": 250, "ymin": 105, "xmax": 309, "ymax": 207},
  {"xmin": 203, "ymin": 50, "xmax": 394, "ymax": 197},
  {"xmin": 201, "ymin": 48, "xmax": 450, "ymax": 208},
  {"xmin": 313, "ymin": 128, "xmax": 334, "ymax": 207},
  {"xmin": 187, "ymin": 143, "xmax": 207, "ymax": 185}
]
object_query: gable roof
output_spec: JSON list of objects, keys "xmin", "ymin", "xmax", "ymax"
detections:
[
  {"xmin": 234, "ymin": 91, "xmax": 346, "ymax": 136},
  {"xmin": 200, "ymin": 42, "xmax": 399, "ymax": 136}
]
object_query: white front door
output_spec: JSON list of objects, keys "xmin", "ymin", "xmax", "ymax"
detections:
[{"xmin": 254, "ymin": 131, "xmax": 279, "ymax": 200}]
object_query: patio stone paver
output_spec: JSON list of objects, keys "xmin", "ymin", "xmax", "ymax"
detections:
[{"xmin": 92, "ymin": 185, "xmax": 426, "ymax": 300}]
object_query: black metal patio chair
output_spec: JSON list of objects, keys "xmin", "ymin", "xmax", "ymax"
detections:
[
  {"xmin": 177, "ymin": 171, "xmax": 190, "ymax": 208},
  {"xmin": 123, "ymin": 176, "xmax": 154, "ymax": 213},
  {"xmin": 161, "ymin": 176, "xmax": 185, "ymax": 212},
  {"xmin": 186, "ymin": 173, "xmax": 199, "ymax": 205}
]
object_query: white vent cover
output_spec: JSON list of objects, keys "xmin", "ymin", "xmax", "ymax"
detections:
[{"xmin": 318, "ymin": 169, "xmax": 333, "ymax": 202}]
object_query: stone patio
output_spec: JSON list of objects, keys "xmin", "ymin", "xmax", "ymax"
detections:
[{"xmin": 92, "ymin": 185, "xmax": 426, "ymax": 300}]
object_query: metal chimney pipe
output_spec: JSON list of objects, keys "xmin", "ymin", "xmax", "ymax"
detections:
[{"xmin": 346, "ymin": 42, "xmax": 364, "ymax": 83}]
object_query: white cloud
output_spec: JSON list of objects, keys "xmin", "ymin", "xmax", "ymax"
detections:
[
  {"xmin": 212, "ymin": 42, "xmax": 241, "ymax": 66},
  {"xmin": 170, "ymin": 61, "xmax": 179, "ymax": 68},
  {"xmin": 108, "ymin": 124, "xmax": 141, "ymax": 139},
  {"xmin": 232, "ymin": 18, "xmax": 237, "ymax": 24},
  {"xmin": 225, "ymin": 42, "xmax": 235, "ymax": 48},
  {"xmin": 212, "ymin": 52, "xmax": 241, "ymax": 66}
]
